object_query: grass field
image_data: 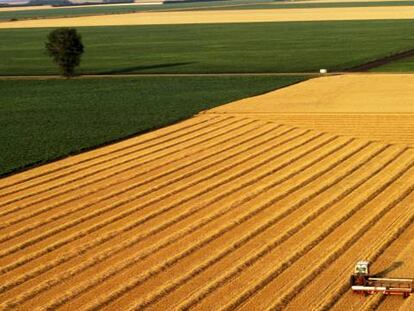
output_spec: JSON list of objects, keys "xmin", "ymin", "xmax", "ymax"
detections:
[
  {"xmin": 1, "ymin": 20, "xmax": 414, "ymax": 75},
  {"xmin": 0, "ymin": 75, "xmax": 303, "ymax": 176},
  {"xmin": 1, "ymin": 0, "xmax": 413, "ymax": 21}
]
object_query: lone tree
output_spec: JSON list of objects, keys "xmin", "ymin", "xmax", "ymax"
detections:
[{"xmin": 46, "ymin": 28, "xmax": 84, "ymax": 77}]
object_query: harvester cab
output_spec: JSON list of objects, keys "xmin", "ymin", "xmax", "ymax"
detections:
[
  {"xmin": 351, "ymin": 260, "xmax": 414, "ymax": 298},
  {"xmin": 351, "ymin": 260, "xmax": 370, "ymax": 287}
]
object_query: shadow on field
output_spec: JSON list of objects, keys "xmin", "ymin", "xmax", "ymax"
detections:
[
  {"xmin": 373, "ymin": 261, "xmax": 404, "ymax": 277},
  {"xmin": 100, "ymin": 62, "xmax": 196, "ymax": 74}
]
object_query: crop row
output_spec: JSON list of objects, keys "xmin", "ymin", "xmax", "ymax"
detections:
[
  {"xmin": 50, "ymin": 138, "xmax": 372, "ymax": 310},
  {"xmin": 0, "ymin": 118, "xmax": 279, "ymax": 243},
  {"xmin": 165, "ymin": 145, "xmax": 406, "ymax": 311},
  {"xmin": 0, "ymin": 124, "xmax": 326, "ymax": 308},
  {"xmin": 0, "ymin": 129, "xmax": 350, "ymax": 308},
  {"xmin": 0, "ymin": 114, "xmax": 220, "ymax": 195},
  {"xmin": 0, "ymin": 115, "xmax": 239, "ymax": 211},
  {"xmin": 234, "ymin": 151, "xmax": 414, "ymax": 311}
]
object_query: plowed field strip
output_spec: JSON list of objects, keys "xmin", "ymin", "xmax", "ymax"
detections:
[
  {"xmin": 0, "ymin": 123, "xmax": 289, "ymax": 245},
  {"xmin": 172, "ymin": 146, "xmax": 407, "ymax": 311},
  {"xmin": 286, "ymin": 185, "xmax": 414, "ymax": 311},
  {"xmin": 0, "ymin": 133, "xmax": 343, "ymax": 308},
  {"xmin": 0, "ymin": 114, "xmax": 217, "ymax": 193},
  {"xmin": 233, "ymin": 151, "xmax": 414, "ymax": 311},
  {"xmin": 0, "ymin": 115, "xmax": 238, "ymax": 209},
  {"xmin": 51, "ymin": 138, "xmax": 369, "ymax": 310},
  {"xmin": 0, "ymin": 127, "xmax": 311, "ymax": 269},
  {"xmin": 138, "ymin": 143, "xmax": 394, "ymax": 310}
]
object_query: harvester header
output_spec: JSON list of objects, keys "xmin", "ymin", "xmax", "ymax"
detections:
[{"xmin": 351, "ymin": 261, "xmax": 413, "ymax": 298}]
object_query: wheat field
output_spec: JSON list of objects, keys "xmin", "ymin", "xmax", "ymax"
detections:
[
  {"xmin": 2, "ymin": 6, "xmax": 414, "ymax": 28},
  {"xmin": 1, "ymin": 74, "xmax": 414, "ymax": 310}
]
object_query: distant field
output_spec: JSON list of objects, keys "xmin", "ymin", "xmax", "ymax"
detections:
[
  {"xmin": 1, "ymin": 20, "xmax": 414, "ymax": 75},
  {"xmin": 3, "ymin": 6, "xmax": 414, "ymax": 28},
  {"xmin": 0, "ymin": 75, "xmax": 303, "ymax": 176},
  {"xmin": 191, "ymin": 0, "xmax": 414, "ymax": 10},
  {"xmin": 0, "ymin": 0, "xmax": 272, "ymax": 21},
  {"xmin": 1, "ymin": 0, "xmax": 413, "ymax": 21}
]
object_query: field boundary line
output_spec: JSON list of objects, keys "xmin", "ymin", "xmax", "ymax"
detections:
[
  {"xmin": 0, "ymin": 116, "xmax": 239, "ymax": 213},
  {"xmin": 0, "ymin": 122, "xmax": 286, "ymax": 244},
  {"xmin": 0, "ymin": 114, "xmax": 222, "ymax": 193}
]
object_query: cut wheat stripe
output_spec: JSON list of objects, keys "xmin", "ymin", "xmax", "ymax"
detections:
[
  {"xmin": 2, "ymin": 117, "xmax": 249, "ymax": 234},
  {"xmin": 344, "ymin": 224, "xmax": 414, "ymax": 311},
  {"xmin": 19, "ymin": 136, "xmax": 348, "ymax": 310},
  {"xmin": 314, "ymin": 197, "xmax": 414, "ymax": 311},
  {"xmin": 0, "ymin": 115, "xmax": 237, "ymax": 209},
  {"xmin": 0, "ymin": 115, "xmax": 228, "ymax": 209},
  {"xmin": 0, "ymin": 127, "xmax": 304, "ymax": 258},
  {"xmin": 169, "ymin": 144, "xmax": 398, "ymax": 311},
  {"xmin": 330, "ymin": 221, "xmax": 414, "ymax": 311},
  {"xmin": 232, "ymin": 155, "xmax": 414, "ymax": 311},
  {"xmin": 0, "ymin": 118, "xmax": 262, "ymax": 230},
  {"xmin": 232, "ymin": 152, "xmax": 414, "ymax": 311},
  {"xmin": 371, "ymin": 236, "xmax": 414, "ymax": 311},
  {"xmin": 287, "ymin": 185, "xmax": 414, "ymax": 311},
  {"xmin": 198, "ymin": 148, "xmax": 410, "ymax": 310},
  {"xmin": 0, "ymin": 130, "xmax": 320, "ymax": 278},
  {"xmin": 162, "ymin": 143, "xmax": 394, "ymax": 311},
  {"xmin": 0, "ymin": 129, "xmax": 316, "ymax": 275},
  {"xmin": 55, "ymin": 138, "xmax": 366, "ymax": 310},
  {"xmin": 0, "ymin": 133, "xmax": 341, "ymax": 308},
  {"xmin": 0, "ymin": 114, "xmax": 217, "ymax": 193},
  {"xmin": 0, "ymin": 123, "xmax": 287, "ymax": 245},
  {"xmin": 129, "ymin": 143, "xmax": 394, "ymax": 310}
]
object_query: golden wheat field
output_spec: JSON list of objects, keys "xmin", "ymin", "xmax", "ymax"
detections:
[
  {"xmin": 1, "ymin": 74, "xmax": 414, "ymax": 310},
  {"xmin": 2, "ymin": 6, "xmax": 414, "ymax": 28}
]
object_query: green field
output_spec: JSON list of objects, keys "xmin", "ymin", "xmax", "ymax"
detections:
[
  {"xmin": 1, "ymin": 20, "xmax": 414, "ymax": 76},
  {"xmin": 0, "ymin": 75, "xmax": 304, "ymax": 176},
  {"xmin": 2, "ymin": 19, "xmax": 413, "ymax": 176}
]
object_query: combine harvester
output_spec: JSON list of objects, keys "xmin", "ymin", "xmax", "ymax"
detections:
[{"xmin": 351, "ymin": 261, "xmax": 414, "ymax": 298}]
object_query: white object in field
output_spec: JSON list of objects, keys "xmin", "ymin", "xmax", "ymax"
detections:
[{"xmin": 320, "ymin": 69, "xmax": 328, "ymax": 74}]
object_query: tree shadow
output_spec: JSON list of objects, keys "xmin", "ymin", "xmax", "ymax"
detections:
[
  {"xmin": 372, "ymin": 261, "xmax": 404, "ymax": 278},
  {"xmin": 100, "ymin": 62, "xmax": 196, "ymax": 75}
]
